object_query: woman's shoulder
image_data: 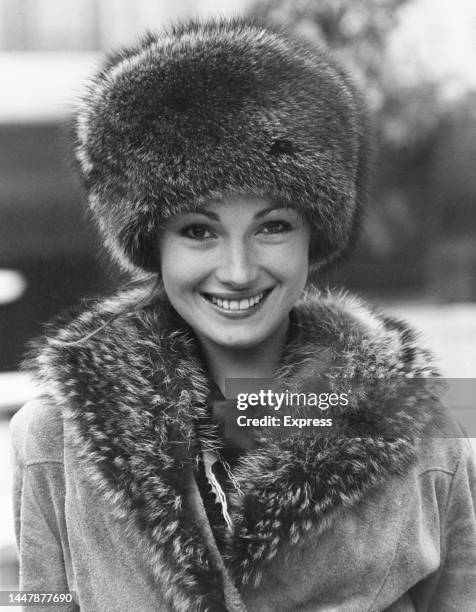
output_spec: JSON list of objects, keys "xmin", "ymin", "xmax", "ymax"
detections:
[
  {"xmin": 293, "ymin": 289, "xmax": 439, "ymax": 383},
  {"xmin": 416, "ymin": 434, "xmax": 475, "ymax": 477},
  {"xmin": 297, "ymin": 289, "xmax": 425, "ymax": 345},
  {"xmin": 9, "ymin": 399, "xmax": 64, "ymax": 467}
]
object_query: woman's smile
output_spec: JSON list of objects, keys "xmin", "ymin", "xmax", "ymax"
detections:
[
  {"xmin": 199, "ymin": 288, "xmax": 272, "ymax": 316},
  {"xmin": 158, "ymin": 197, "xmax": 310, "ymax": 350}
]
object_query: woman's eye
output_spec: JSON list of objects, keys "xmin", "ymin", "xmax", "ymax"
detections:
[
  {"xmin": 259, "ymin": 221, "xmax": 292, "ymax": 235},
  {"xmin": 181, "ymin": 225, "xmax": 214, "ymax": 240}
]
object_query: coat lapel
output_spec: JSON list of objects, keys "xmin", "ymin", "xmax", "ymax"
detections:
[
  {"xmin": 33, "ymin": 289, "xmax": 228, "ymax": 611},
  {"xmin": 224, "ymin": 292, "xmax": 440, "ymax": 586},
  {"xmin": 30, "ymin": 286, "xmax": 440, "ymax": 606}
]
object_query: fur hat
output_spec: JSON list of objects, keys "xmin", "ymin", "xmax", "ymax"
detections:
[{"xmin": 75, "ymin": 19, "xmax": 369, "ymax": 274}]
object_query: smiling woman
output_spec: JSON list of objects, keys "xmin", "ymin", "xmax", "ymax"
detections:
[
  {"xmin": 159, "ymin": 199, "xmax": 310, "ymax": 386},
  {"xmin": 9, "ymin": 18, "xmax": 476, "ymax": 612}
]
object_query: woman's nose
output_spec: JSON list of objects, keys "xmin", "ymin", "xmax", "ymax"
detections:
[{"xmin": 215, "ymin": 240, "xmax": 259, "ymax": 287}]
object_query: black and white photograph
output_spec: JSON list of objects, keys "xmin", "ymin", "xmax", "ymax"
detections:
[{"xmin": 1, "ymin": 1, "xmax": 476, "ymax": 610}]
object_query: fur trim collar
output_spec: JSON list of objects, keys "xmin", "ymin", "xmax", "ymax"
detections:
[{"xmin": 30, "ymin": 287, "xmax": 439, "ymax": 611}]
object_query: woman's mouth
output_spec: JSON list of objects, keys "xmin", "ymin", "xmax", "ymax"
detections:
[{"xmin": 200, "ymin": 289, "xmax": 272, "ymax": 314}]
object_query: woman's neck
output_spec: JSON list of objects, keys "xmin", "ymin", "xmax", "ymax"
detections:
[{"xmin": 198, "ymin": 317, "xmax": 290, "ymax": 397}]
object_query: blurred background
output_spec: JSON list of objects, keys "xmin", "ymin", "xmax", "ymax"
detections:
[{"xmin": 1, "ymin": 0, "xmax": 476, "ymax": 591}]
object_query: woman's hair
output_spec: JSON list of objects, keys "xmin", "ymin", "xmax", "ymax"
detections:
[{"xmin": 44, "ymin": 274, "xmax": 164, "ymax": 348}]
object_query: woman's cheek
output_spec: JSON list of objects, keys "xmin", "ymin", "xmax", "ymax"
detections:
[
  {"xmin": 269, "ymin": 239, "xmax": 309, "ymax": 277},
  {"xmin": 162, "ymin": 244, "xmax": 213, "ymax": 289},
  {"xmin": 161, "ymin": 244, "xmax": 191, "ymax": 289}
]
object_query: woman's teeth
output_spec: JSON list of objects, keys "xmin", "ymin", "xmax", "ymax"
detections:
[{"xmin": 209, "ymin": 292, "xmax": 265, "ymax": 311}]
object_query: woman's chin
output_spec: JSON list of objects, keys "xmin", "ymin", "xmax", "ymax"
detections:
[
  {"xmin": 196, "ymin": 315, "xmax": 289, "ymax": 352},
  {"xmin": 203, "ymin": 330, "xmax": 269, "ymax": 351}
]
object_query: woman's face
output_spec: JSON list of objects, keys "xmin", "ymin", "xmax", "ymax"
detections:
[{"xmin": 158, "ymin": 197, "xmax": 310, "ymax": 350}]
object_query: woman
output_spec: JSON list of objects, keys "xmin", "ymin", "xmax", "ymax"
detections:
[{"xmin": 10, "ymin": 19, "xmax": 476, "ymax": 611}]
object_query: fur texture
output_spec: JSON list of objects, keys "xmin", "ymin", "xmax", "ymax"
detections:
[
  {"xmin": 74, "ymin": 19, "xmax": 369, "ymax": 274},
  {"xmin": 27, "ymin": 287, "xmax": 441, "ymax": 611}
]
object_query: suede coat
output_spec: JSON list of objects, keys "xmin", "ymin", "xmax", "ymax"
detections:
[{"xmin": 10, "ymin": 288, "xmax": 476, "ymax": 611}]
